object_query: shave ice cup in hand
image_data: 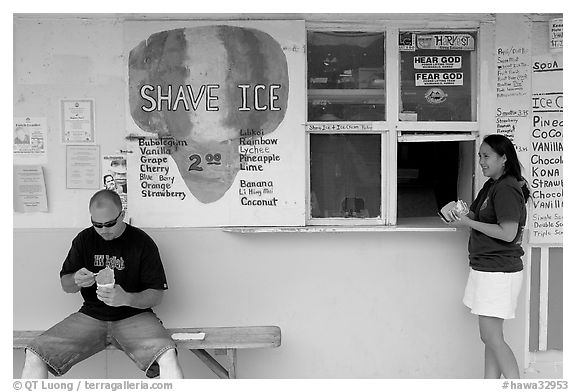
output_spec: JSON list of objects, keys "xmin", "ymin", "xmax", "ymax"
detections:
[
  {"xmin": 439, "ymin": 199, "xmax": 470, "ymax": 222},
  {"xmin": 95, "ymin": 266, "xmax": 115, "ymax": 288},
  {"xmin": 453, "ymin": 200, "xmax": 470, "ymax": 215}
]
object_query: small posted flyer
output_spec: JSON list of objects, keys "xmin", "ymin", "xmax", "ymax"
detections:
[
  {"xmin": 13, "ymin": 117, "xmax": 47, "ymax": 162},
  {"xmin": 102, "ymin": 154, "xmax": 128, "ymax": 211},
  {"xmin": 66, "ymin": 145, "xmax": 100, "ymax": 189},
  {"xmin": 13, "ymin": 165, "xmax": 48, "ymax": 213}
]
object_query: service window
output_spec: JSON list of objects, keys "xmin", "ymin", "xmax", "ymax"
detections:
[
  {"xmin": 307, "ymin": 31, "xmax": 385, "ymax": 121},
  {"xmin": 307, "ymin": 26, "xmax": 480, "ymax": 227},
  {"xmin": 396, "ymin": 29, "xmax": 479, "ymax": 225},
  {"xmin": 399, "ymin": 31, "xmax": 477, "ymax": 122},
  {"xmin": 307, "ymin": 30, "xmax": 386, "ymax": 224},
  {"xmin": 396, "ymin": 139, "xmax": 475, "ymax": 221}
]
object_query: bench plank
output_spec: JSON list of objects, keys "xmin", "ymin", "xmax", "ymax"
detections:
[
  {"xmin": 169, "ymin": 326, "xmax": 281, "ymax": 349},
  {"xmin": 14, "ymin": 326, "xmax": 281, "ymax": 379},
  {"xmin": 14, "ymin": 326, "xmax": 281, "ymax": 350}
]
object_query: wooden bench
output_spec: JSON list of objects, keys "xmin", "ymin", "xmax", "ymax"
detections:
[{"xmin": 14, "ymin": 326, "xmax": 281, "ymax": 379}]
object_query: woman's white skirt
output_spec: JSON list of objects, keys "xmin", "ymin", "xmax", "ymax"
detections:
[{"xmin": 463, "ymin": 268, "xmax": 524, "ymax": 319}]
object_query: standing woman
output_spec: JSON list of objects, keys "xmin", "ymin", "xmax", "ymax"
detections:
[{"xmin": 446, "ymin": 134, "xmax": 530, "ymax": 378}]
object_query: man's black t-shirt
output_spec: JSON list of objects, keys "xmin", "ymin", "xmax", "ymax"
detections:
[
  {"xmin": 468, "ymin": 175, "xmax": 526, "ymax": 273},
  {"xmin": 60, "ymin": 224, "xmax": 168, "ymax": 321}
]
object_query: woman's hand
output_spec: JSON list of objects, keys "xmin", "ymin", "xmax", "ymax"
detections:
[{"xmin": 445, "ymin": 209, "xmax": 472, "ymax": 228}]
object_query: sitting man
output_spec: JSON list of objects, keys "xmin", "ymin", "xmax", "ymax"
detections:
[{"xmin": 22, "ymin": 189, "xmax": 183, "ymax": 378}]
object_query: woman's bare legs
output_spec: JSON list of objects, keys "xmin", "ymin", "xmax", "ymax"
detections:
[{"xmin": 478, "ymin": 315, "xmax": 520, "ymax": 379}]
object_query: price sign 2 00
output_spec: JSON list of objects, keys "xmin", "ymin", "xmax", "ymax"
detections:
[{"xmin": 188, "ymin": 153, "xmax": 222, "ymax": 171}]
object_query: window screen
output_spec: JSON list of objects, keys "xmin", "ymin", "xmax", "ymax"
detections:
[
  {"xmin": 310, "ymin": 134, "xmax": 382, "ymax": 218},
  {"xmin": 307, "ymin": 31, "xmax": 385, "ymax": 121}
]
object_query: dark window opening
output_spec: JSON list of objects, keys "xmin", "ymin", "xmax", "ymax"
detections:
[{"xmin": 397, "ymin": 140, "xmax": 474, "ymax": 219}]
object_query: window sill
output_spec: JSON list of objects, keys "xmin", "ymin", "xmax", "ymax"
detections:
[{"xmin": 222, "ymin": 217, "xmax": 459, "ymax": 233}]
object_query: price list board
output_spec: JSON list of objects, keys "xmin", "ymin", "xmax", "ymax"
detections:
[{"xmin": 529, "ymin": 54, "xmax": 563, "ymax": 244}]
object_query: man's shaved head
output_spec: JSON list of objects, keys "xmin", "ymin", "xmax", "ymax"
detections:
[{"xmin": 89, "ymin": 189, "xmax": 122, "ymax": 212}]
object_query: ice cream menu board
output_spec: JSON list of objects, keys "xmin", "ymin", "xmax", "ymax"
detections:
[
  {"xmin": 495, "ymin": 44, "xmax": 531, "ymax": 163},
  {"xmin": 124, "ymin": 21, "xmax": 306, "ymax": 227},
  {"xmin": 529, "ymin": 54, "xmax": 563, "ymax": 244},
  {"xmin": 494, "ymin": 13, "xmax": 531, "ymax": 165}
]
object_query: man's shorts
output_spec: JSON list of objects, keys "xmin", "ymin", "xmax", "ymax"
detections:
[
  {"xmin": 26, "ymin": 311, "xmax": 177, "ymax": 378},
  {"xmin": 463, "ymin": 268, "xmax": 524, "ymax": 320}
]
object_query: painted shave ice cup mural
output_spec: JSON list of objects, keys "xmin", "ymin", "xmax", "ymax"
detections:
[{"xmin": 129, "ymin": 26, "xmax": 289, "ymax": 203}]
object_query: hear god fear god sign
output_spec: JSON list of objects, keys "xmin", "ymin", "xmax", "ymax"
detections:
[{"xmin": 125, "ymin": 22, "xmax": 306, "ymax": 227}]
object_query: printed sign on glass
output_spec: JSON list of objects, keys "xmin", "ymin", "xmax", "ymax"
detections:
[
  {"xmin": 417, "ymin": 34, "xmax": 475, "ymax": 51},
  {"xmin": 399, "ymin": 32, "xmax": 416, "ymax": 51},
  {"xmin": 415, "ymin": 72, "xmax": 464, "ymax": 86},
  {"xmin": 413, "ymin": 56, "xmax": 462, "ymax": 70}
]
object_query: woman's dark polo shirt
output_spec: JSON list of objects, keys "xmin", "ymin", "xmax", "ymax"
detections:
[{"xmin": 468, "ymin": 175, "xmax": 526, "ymax": 272}]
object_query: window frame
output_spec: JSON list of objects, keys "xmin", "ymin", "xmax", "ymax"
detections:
[{"xmin": 305, "ymin": 20, "xmax": 487, "ymax": 226}]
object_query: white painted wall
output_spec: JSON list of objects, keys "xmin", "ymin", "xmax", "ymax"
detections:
[
  {"xmin": 14, "ymin": 16, "xmax": 126, "ymax": 229},
  {"xmin": 13, "ymin": 228, "xmax": 526, "ymax": 378}
]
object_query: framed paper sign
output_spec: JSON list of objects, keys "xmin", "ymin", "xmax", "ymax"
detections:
[{"xmin": 61, "ymin": 99, "xmax": 95, "ymax": 143}]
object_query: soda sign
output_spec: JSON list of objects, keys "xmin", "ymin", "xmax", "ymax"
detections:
[
  {"xmin": 414, "ymin": 55, "xmax": 462, "ymax": 69},
  {"xmin": 415, "ymin": 72, "xmax": 464, "ymax": 86}
]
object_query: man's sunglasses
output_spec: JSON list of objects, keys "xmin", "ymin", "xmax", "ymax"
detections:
[{"xmin": 91, "ymin": 210, "xmax": 123, "ymax": 228}]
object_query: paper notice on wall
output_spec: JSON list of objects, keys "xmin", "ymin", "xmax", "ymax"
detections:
[
  {"xmin": 66, "ymin": 145, "xmax": 100, "ymax": 189},
  {"xmin": 496, "ymin": 46, "xmax": 530, "ymax": 99},
  {"xmin": 549, "ymin": 18, "xmax": 562, "ymax": 51},
  {"xmin": 102, "ymin": 154, "xmax": 128, "ymax": 211},
  {"xmin": 494, "ymin": 12, "xmax": 532, "ymax": 170},
  {"xmin": 495, "ymin": 44, "xmax": 531, "ymax": 165},
  {"xmin": 13, "ymin": 165, "xmax": 48, "ymax": 213},
  {"xmin": 13, "ymin": 117, "xmax": 47, "ymax": 162},
  {"xmin": 61, "ymin": 99, "xmax": 95, "ymax": 143}
]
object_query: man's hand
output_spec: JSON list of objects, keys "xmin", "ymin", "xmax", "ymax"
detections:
[
  {"xmin": 74, "ymin": 268, "xmax": 96, "ymax": 288},
  {"xmin": 96, "ymin": 284, "xmax": 129, "ymax": 307}
]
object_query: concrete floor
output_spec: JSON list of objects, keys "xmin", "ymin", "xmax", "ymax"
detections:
[{"xmin": 523, "ymin": 350, "xmax": 563, "ymax": 379}]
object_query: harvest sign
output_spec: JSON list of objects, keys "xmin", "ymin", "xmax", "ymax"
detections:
[{"xmin": 125, "ymin": 21, "xmax": 306, "ymax": 227}]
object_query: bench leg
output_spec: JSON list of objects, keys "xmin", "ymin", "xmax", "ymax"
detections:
[
  {"xmin": 189, "ymin": 349, "xmax": 230, "ymax": 379},
  {"xmin": 226, "ymin": 349, "xmax": 237, "ymax": 379}
]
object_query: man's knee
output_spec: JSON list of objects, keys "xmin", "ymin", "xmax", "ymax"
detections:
[
  {"xmin": 22, "ymin": 349, "xmax": 49, "ymax": 378},
  {"xmin": 157, "ymin": 348, "xmax": 179, "ymax": 365},
  {"xmin": 155, "ymin": 348, "xmax": 183, "ymax": 379},
  {"xmin": 24, "ymin": 349, "xmax": 46, "ymax": 366}
]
